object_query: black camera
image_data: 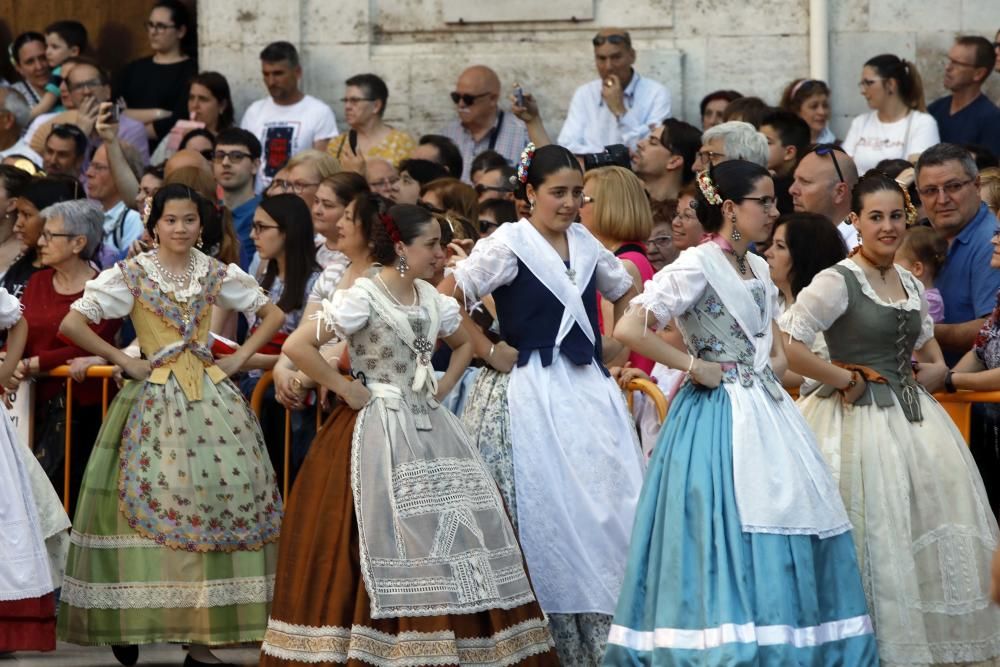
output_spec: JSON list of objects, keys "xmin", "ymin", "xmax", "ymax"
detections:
[{"xmin": 582, "ymin": 144, "xmax": 632, "ymax": 171}]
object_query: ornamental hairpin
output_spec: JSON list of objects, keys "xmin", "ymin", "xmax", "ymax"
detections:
[
  {"xmin": 514, "ymin": 142, "xmax": 537, "ymax": 185},
  {"xmin": 696, "ymin": 170, "xmax": 723, "ymax": 205}
]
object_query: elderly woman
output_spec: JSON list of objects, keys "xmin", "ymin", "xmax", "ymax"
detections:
[
  {"xmin": 271, "ymin": 149, "xmax": 340, "ymax": 209},
  {"xmin": 326, "ymin": 73, "xmax": 415, "ymax": 167},
  {"xmin": 15, "ymin": 200, "xmax": 120, "ymax": 513}
]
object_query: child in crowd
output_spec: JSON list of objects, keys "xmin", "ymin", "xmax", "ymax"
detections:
[
  {"xmin": 43, "ymin": 21, "xmax": 89, "ymax": 114},
  {"xmin": 895, "ymin": 225, "xmax": 946, "ymax": 322}
]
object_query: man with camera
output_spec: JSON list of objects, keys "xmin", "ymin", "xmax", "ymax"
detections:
[
  {"xmin": 441, "ymin": 65, "xmax": 528, "ymax": 182},
  {"xmin": 557, "ymin": 29, "xmax": 671, "ymax": 156}
]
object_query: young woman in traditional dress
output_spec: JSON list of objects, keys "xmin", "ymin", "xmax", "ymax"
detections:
[
  {"xmin": 606, "ymin": 160, "xmax": 877, "ymax": 665},
  {"xmin": 781, "ymin": 171, "xmax": 1000, "ymax": 665},
  {"xmin": 450, "ymin": 144, "xmax": 646, "ymax": 666},
  {"xmin": 262, "ymin": 203, "xmax": 556, "ymax": 666},
  {"xmin": 56, "ymin": 183, "xmax": 285, "ymax": 667}
]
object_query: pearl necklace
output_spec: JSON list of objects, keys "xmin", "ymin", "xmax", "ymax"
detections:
[
  {"xmin": 376, "ymin": 272, "xmax": 417, "ymax": 307},
  {"xmin": 153, "ymin": 251, "xmax": 195, "ymax": 285}
]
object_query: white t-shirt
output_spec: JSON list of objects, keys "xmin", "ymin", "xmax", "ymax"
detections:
[
  {"xmin": 842, "ymin": 109, "xmax": 940, "ymax": 175},
  {"xmin": 240, "ymin": 94, "xmax": 339, "ymax": 193}
]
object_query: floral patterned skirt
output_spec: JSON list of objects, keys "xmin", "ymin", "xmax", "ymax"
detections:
[
  {"xmin": 57, "ymin": 378, "xmax": 280, "ymax": 646},
  {"xmin": 461, "ymin": 368, "xmax": 614, "ymax": 667},
  {"xmin": 261, "ymin": 403, "xmax": 557, "ymax": 666}
]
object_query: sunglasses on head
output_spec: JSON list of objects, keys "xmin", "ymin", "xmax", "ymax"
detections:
[
  {"xmin": 474, "ymin": 183, "xmax": 512, "ymax": 196},
  {"xmin": 811, "ymin": 143, "xmax": 846, "ymax": 184},
  {"xmin": 592, "ymin": 32, "xmax": 631, "ymax": 48},
  {"xmin": 450, "ymin": 91, "xmax": 491, "ymax": 106}
]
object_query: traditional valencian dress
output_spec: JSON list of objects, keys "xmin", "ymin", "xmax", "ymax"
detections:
[
  {"xmin": 453, "ymin": 219, "xmax": 646, "ymax": 666},
  {"xmin": 260, "ymin": 276, "xmax": 556, "ymax": 666},
  {"xmin": 0, "ymin": 287, "xmax": 71, "ymax": 653},
  {"xmin": 781, "ymin": 259, "xmax": 1000, "ymax": 665},
  {"xmin": 604, "ymin": 242, "xmax": 878, "ymax": 665},
  {"xmin": 57, "ymin": 250, "xmax": 282, "ymax": 647}
]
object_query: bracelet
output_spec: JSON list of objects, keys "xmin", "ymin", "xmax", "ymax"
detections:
[
  {"xmin": 837, "ymin": 370, "xmax": 859, "ymax": 394},
  {"xmin": 488, "ymin": 344, "xmax": 496, "ymax": 360},
  {"xmin": 686, "ymin": 355, "xmax": 695, "ymax": 374},
  {"xmin": 945, "ymin": 370, "xmax": 957, "ymax": 393}
]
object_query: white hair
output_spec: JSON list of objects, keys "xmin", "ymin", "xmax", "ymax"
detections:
[
  {"xmin": 0, "ymin": 87, "xmax": 31, "ymax": 131},
  {"xmin": 702, "ymin": 121, "xmax": 769, "ymax": 168}
]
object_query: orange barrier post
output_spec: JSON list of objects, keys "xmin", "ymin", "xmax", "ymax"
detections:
[
  {"xmin": 931, "ymin": 391, "xmax": 1000, "ymax": 444},
  {"xmin": 625, "ymin": 378, "xmax": 670, "ymax": 424}
]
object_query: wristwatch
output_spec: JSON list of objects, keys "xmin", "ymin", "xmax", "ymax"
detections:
[{"xmin": 945, "ymin": 370, "xmax": 957, "ymax": 393}]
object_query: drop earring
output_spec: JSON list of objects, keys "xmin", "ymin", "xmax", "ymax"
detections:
[
  {"xmin": 856, "ymin": 230, "xmax": 862, "ymax": 245},
  {"xmin": 730, "ymin": 214, "xmax": 741, "ymax": 242},
  {"xmin": 396, "ymin": 254, "xmax": 409, "ymax": 277},
  {"xmin": 529, "ymin": 199, "xmax": 535, "ymax": 212},
  {"xmin": 197, "ymin": 231, "xmax": 204, "ymax": 249},
  {"xmin": 152, "ymin": 231, "xmax": 160, "ymax": 249}
]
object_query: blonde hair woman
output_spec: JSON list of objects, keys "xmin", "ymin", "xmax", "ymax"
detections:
[
  {"xmin": 980, "ymin": 166, "xmax": 1000, "ymax": 216},
  {"xmin": 580, "ymin": 165, "xmax": 654, "ymax": 371},
  {"xmin": 274, "ymin": 149, "xmax": 341, "ymax": 208}
]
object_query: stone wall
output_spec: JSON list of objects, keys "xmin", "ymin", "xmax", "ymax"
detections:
[{"xmin": 199, "ymin": 0, "xmax": 1000, "ymax": 142}]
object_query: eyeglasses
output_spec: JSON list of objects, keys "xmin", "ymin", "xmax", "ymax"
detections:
[
  {"xmin": 369, "ymin": 176, "xmax": 400, "ymax": 190},
  {"xmin": 479, "ymin": 219, "xmax": 500, "ymax": 234},
  {"xmin": 916, "ymin": 179, "xmax": 973, "ymax": 200},
  {"xmin": 858, "ymin": 78, "xmax": 882, "ymax": 90},
  {"xmin": 743, "ymin": 196, "xmax": 778, "ymax": 213},
  {"xmin": 340, "ymin": 96, "xmax": 373, "ymax": 105},
  {"xmin": 273, "ymin": 179, "xmax": 320, "ymax": 194},
  {"xmin": 944, "ymin": 57, "xmax": 979, "ymax": 69},
  {"xmin": 67, "ymin": 78, "xmax": 103, "ymax": 92},
  {"xmin": 696, "ymin": 150, "xmax": 726, "ymax": 165},
  {"xmin": 450, "ymin": 91, "xmax": 491, "ymax": 106},
  {"xmin": 146, "ymin": 21, "xmax": 176, "ymax": 32},
  {"xmin": 592, "ymin": 32, "xmax": 631, "ymax": 48},
  {"xmin": 251, "ymin": 222, "xmax": 281, "ymax": 234},
  {"xmin": 812, "ymin": 143, "xmax": 846, "ymax": 183},
  {"xmin": 40, "ymin": 230, "xmax": 79, "ymax": 243},
  {"xmin": 199, "ymin": 149, "xmax": 214, "ymax": 163},
  {"xmin": 648, "ymin": 235, "xmax": 673, "ymax": 246},
  {"xmin": 474, "ymin": 183, "xmax": 512, "ymax": 196},
  {"xmin": 212, "ymin": 150, "xmax": 253, "ymax": 163}
]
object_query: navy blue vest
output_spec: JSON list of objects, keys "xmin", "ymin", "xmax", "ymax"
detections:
[{"xmin": 493, "ymin": 259, "xmax": 607, "ymax": 374}]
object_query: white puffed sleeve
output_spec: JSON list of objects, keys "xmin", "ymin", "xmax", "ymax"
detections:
[
  {"xmin": 308, "ymin": 262, "xmax": 349, "ymax": 304},
  {"xmin": 628, "ymin": 252, "xmax": 708, "ymax": 330},
  {"xmin": 777, "ymin": 268, "xmax": 850, "ymax": 347},
  {"xmin": 911, "ymin": 274, "xmax": 936, "ymax": 351},
  {"xmin": 324, "ymin": 287, "xmax": 371, "ymax": 339},
  {"xmin": 0, "ymin": 288, "xmax": 22, "ymax": 329},
  {"xmin": 595, "ymin": 246, "xmax": 633, "ymax": 302},
  {"xmin": 216, "ymin": 263, "xmax": 270, "ymax": 313},
  {"xmin": 71, "ymin": 266, "xmax": 134, "ymax": 324},
  {"xmin": 435, "ymin": 293, "xmax": 462, "ymax": 337},
  {"xmin": 451, "ymin": 235, "xmax": 519, "ymax": 304}
]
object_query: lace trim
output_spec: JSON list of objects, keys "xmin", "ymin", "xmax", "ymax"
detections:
[
  {"xmin": 262, "ymin": 617, "xmax": 554, "ymax": 666},
  {"xmin": 878, "ymin": 631, "xmax": 1000, "ymax": 664},
  {"xmin": 776, "ymin": 309, "xmax": 819, "ymax": 348},
  {"xmin": 624, "ymin": 302, "xmax": 671, "ymax": 332},
  {"xmin": 71, "ymin": 297, "xmax": 104, "ymax": 325},
  {"xmin": 741, "ymin": 521, "xmax": 853, "ymax": 540},
  {"xmin": 70, "ymin": 530, "xmax": 161, "ymax": 549},
  {"xmin": 60, "ymin": 574, "xmax": 274, "ymax": 609},
  {"xmin": 134, "ymin": 249, "xmax": 211, "ymax": 302},
  {"xmin": 839, "ymin": 259, "xmax": 922, "ymax": 312}
]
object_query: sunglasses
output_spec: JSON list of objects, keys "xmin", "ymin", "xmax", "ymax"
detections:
[
  {"xmin": 474, "ymin": 183, "xmax": 512, "ymax": 196},
  {"xmin": 52, "ymin": 123, "xmax": 87, "ymax": 139},
  {"xmin": 592, "ymin": 33, "xmax": 631, "ymax": 48},
  {"xmin": 479, "ymin": 219, "xmax": 501, "ymax": 234},
  {"xmin": 418, "ymin": 200, "xmax": 446, "ymax": 215},
  {"xmin": 812, "ymin": 143, "xmax": 846, "ymax": 183},
  {"xmin": 450, "ymin": 91, "xmax": 491, "ymax": 106}
]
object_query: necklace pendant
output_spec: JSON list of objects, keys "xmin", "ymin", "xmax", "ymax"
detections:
[{"xmin": 566, "ymin": 268, "xmax": 576, "ymax": 284}]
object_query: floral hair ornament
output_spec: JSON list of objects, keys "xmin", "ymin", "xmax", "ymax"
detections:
[
  {"xmin": 379, "ymin": 212, "xmax": 402, "ymax": 244},
  {"xmin": 899, "ymin": 184, "xmax": 919, "ymax": 227},
  {"xmin": 515, "ymin": 142, "xmax": 536, "ymax": 185},
  {"xmin": 696, "ymin": 169, "xmax": 723, "ymax": 205}
]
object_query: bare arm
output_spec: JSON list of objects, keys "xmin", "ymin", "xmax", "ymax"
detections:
[
  {"xmin": 60, "ymin": 310, "xmax": 139, "ymax": 371},
  {"xmin": 0, "ymin": 317, "xmax": 27, "ymax": 387},
  {"xmin": 283, "ymin": 316, "xmax": 369, "ymax": 409},
  {"xmin": 950, "ymin": 347, "xmax": 1000, "ymax": 391},
  {"xmin": 313, "ymin": 138, "xmax": 331, "ymax": 152},
  {"xmin": 97, "ymin": 103, "xmax": 140, "ymax": 209},
  {"xmin": 769, "ymin": 321, "xmax": 788, "ymax": 380},
  {"xmin": 613, "ymin": 306, "xmax": 722, "ymax": 387},
  {"xmin": 934, "ymin": 319, "xmax": 985, "ymax": 357}
]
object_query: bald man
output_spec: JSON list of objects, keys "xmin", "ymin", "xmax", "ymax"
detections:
[
  {"xmin": 558, "ymin": 28, "xmax": 672, "ymax": 155},
  {"xmin": 441, "ymin": 65, "xmax": 528, "ymax": 182},
  {"xmin": 165, "ymin": 148, "xmax": 213, "ymax": 180}
]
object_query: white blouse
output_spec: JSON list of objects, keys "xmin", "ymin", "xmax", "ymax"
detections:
[
  {"xmin": 778, "ymin": 259, "xmax": 934, "ymax": 350},
  {"xmin": 307, "ymin": 260, "xmax": 351, "ymax": 305},
  {"xmin": 324, "ymin": 284, "xmax": 462, "ymax": 341},
  {"xmin": 72, "ymin": 250, "xmax": 269, "ymax": 324},
  {"xmin": 0, "ymin": 287, "xmax": 22, "ymax": 329},
  {"xmin": 453, "ymin": 226, "xmax": 633, "ymax": 303}
]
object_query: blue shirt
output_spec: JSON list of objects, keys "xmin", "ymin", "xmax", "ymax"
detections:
[
  {"xmin": 928, "ymin": 94, "xmax": 1000, "ymax": 158},
  {"xmin": 935, "ymin": 202, "xmax": 1000, "ymax": 327},
  {"xmin": 232, "ymin": 196, "xmax": 261, "ymax": 271}
]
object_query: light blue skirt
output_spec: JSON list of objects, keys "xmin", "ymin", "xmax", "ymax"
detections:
[{"xmin": 604, "ymin": 384, "xmax": 878, "ymax": 666}]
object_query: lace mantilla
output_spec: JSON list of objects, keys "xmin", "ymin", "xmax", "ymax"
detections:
[
  {"xmin": 134, "ymin": 250, "xmax": 212, "ymax": 302},
  {"xmin": 262, "ymin": 617, "xmax": 554, "ymax": 666},
  {"xmin": 60, "ymin": 574, "xmax": 274, "ymax": 609}
]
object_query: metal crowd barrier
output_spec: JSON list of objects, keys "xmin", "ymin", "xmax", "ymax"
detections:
[{"xmin": 37, "ymin": 365, "xmax": 994, "ymax": 513}]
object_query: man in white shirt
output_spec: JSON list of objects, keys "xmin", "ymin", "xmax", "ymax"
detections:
[
  {"xmin": 241, "ymin": 41, "xmax": 339, "ymax": 193},
  {"xmin": 84, "ymin": 142, "xmax": 144, "ymax": 259},
  {"xmin": 0, "ymin": 87, "xmax": 43, "ymax": 166},
  {"xmin": 788, "ymin": 145, "xmax": 860, "ymax": 251},
  {"xmin": 557, "ymin": 29, "xmax": 672, "ymax": 155}
]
